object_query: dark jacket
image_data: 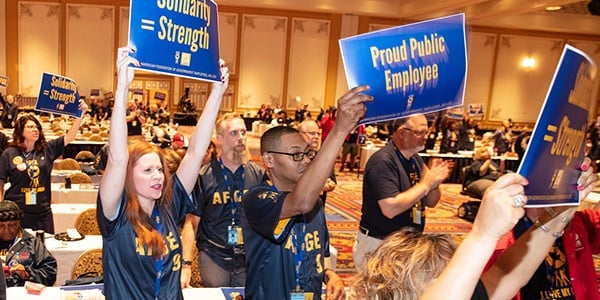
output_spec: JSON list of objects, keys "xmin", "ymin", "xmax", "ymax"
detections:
[{"xmin": 4, "ymin": 230, "xmax": 57, "ymax": 287}]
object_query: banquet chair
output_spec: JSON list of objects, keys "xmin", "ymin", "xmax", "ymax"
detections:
[
  {"xmin": 75, "ymin": 150, "xmax": 95, "ymax": 162},
  {"xmin": 71, "ymin": 248, "xmax": 103, "ymax": 280},
  {"xmin": 69, "ymin": 172, "xmax": 92, "ymax": 184},
  {"xmin": 89, "ymin": 134, "xmax": 103, "ymax": 142},
  {"xmin": 56, "ymin": 158, "xmax": 81, "ymax": 170},
  {"xmin": 190, "ymin": 246, "xmax": 203, "ymax": 287},
  {"xmin": 74, "ymin": 208, "xmax": 101, "ymax": 235}
]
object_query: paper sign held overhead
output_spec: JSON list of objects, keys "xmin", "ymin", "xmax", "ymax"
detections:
[
  {"xmin": 36, "ymin": 72, "xmax": 83, "ymax": 118},
  {"xmin": 339, "ymin": 13, "xmax": 468, "ymax": 125},
  {"xmin": 518, "ymin": 44, "xmax": 597, "ymax": 207},
  {"xmin": 128, "ymin": 0, "xmax": 221, "ymax": 82}
]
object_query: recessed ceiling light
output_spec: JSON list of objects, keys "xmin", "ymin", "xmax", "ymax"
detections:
[{"xmin": 545, "ymin": 6, "xmax": 562, "ymax": 11}]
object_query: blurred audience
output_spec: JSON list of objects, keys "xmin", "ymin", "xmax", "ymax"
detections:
[{"xmin": 0, "ymin": 201, "xmax": 56, "ymax": 287}]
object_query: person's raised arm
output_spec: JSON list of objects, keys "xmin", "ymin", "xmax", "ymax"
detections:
[
  {"xmin": 420, "ymin": 173, "xmax": 529, "ymax": 300},
  {"xmin": 64, "ymin": 101, "xmax": 89, "ymax": 145},
  {"xmin": 176, "ymin": 60, "xmax": 229, "ymax": 193},
  {"xmin": 99, "ymin": 47, "xmax": 139, "ymax": 218},
  {"xmin": 482, "ymin": 158, "xmax": 596, "ymax": 300},
  {"xmin": 279, "ymin": 86, "xmax": 372, "ymax": 218}
]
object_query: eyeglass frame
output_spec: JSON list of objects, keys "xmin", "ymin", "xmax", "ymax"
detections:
[
  {"xmin": 227, "ymin": 129, "xmax": 247, "ymax": 137},
  {"xmin": 401, "ymin": 127, "xmax": 429, "ymax": 137},
  {"xmin": 299, "ymin": 131, "xmax": 321, "ymax": 137},
  {"xmin": 267, "ymin": 149, "xmax": 318, "ymax": 161}
]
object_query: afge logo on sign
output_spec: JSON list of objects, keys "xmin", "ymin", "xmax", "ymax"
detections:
[{"xmin": 0, "ymin": 75, "xmax": 8, "ymax": 88}]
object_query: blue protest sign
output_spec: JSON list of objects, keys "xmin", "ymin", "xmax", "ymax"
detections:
[
  {"xmin": 446, "ymin": 107, "xmax": 463, "ymax": 119},
  {"xmin": 154, "ymin": 91, "xmax": 166, "ymax": 101},
  {"xmin": 339, "ymin": 13, "xmax": 467, "ymax": 125},
  {"xmin": 468, "ymin": 103, "xmax": 484, "ymax": 116},
  {"xmin": 518, "ymin": 45, "xmax": 596, "ymax": 207},
  {"xmin": 221, "ymin": 287, "xmax": 244, "ymax": 300},
  {"xmin": 128, "ymin": 0, "xmax": 220, "ymax": 82},
  {"xmin": 0, "ymin": 75, "xmax": 8, "ymax": 88},
  {"xmin": 36, "ymin": 72, "xmax": 82, "ymax": 118}
]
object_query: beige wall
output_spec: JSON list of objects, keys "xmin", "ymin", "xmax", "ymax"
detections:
[
  {"xmin": 0, "ymin": 0, "xmax": 6, "ymax": 94},
  {"xmin": 3, "ymin": 0, "xmax": 600, "ymax": 125}
]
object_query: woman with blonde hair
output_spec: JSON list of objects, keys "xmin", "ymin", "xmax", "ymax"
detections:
[
  {"xmin": 350, "ymin": 227, "xmax": 456, "ymax": 300},
  {"xmin": 97, "ymin": 47, "xmax": 228, "ymax": 299}
]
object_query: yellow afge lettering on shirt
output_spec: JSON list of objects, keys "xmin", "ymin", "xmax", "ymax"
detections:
[
  {"xmin": 211, "ymin": 189, "xmax": 247, "ymax": 205},
  {"xmin": 135, "ymin": 231, "xmax": 180, "ymax": 257},
  {"xmin": 283, "ymin": 230, "xmax": 322, "ymax": 251}
]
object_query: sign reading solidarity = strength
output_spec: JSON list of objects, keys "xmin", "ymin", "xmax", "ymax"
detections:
[
  {"xmin": 36, "ymin": 72, "xmax": 82, "ymax": 118},
  {"xmin": 518, "ymin": 45, "xmax": 597, "ymax": 207},
  {"xmin": 128, "ymin": 0, "xmax": 220, "ymax": 82},
  {"xmin": 339, "ymin": 13, "xmax": 467, "ymax": 125}
]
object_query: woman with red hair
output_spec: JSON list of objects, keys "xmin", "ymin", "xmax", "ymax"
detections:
[{"xmin": 98, "ymin": 47, "xmax": 228, "ymax": 300}]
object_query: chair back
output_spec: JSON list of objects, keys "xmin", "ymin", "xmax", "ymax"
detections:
[
  {"xmin": 190, "ymin": 246, "xmax": 203, "ymax": 287},
  {"xmin": 71, "ymin": 248, "xmax": 103, "ymax": 280},
  {"xmin": 89, "ymin": 134, "xmax": 103, "ymax": 141},
  {"xmin": 75, "ymin": 150, "xmax": 95, "ymax": 162},
  {"xmin": 74, "ymin": 208, "xmax": 101, "ymax": 235},
  {"xmin": 69, "ymin": 172, "xmax": 92, "ymax": 184},
  {"xmin": 56, "ymin": 158, "xmax": 81, "ymax": 170}
]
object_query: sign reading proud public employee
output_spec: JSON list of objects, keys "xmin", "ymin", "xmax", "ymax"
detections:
[
  {"xmin": 518, "ymin": 45, "xmax": 597, "ymax": 207},
  {"xmin": 36, "ymin": 72, "xmax": 82, "ymax": 118},
  {"xmin": 339, "ymin": 13, "xmax": 467, "ymax": 125},
  {"xmin": 128, "ymin": 0, "xmax": 220, "ymax": 82}
]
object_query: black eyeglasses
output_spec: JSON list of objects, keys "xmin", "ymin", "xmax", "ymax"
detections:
[
  {"xmin": 401, "ymin": 127, "xmax": 429, "ymax": 137},
  {"xmin": 267, "ymin": 149, "xmax": 318, "ymax": 161}
]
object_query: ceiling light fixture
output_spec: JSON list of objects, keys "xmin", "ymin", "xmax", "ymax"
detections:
[{"xmin": 545, "ymin": 6, "xmax": 562, "ymax": 11}]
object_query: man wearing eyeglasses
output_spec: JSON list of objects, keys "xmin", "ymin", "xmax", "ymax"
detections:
[
  {"xmin": 180, "ymin": 112, "xmax": 267, "ymax": 288},
  {"xmin": 242, "ymin": 86, "xmax": 372, "ymax": 300},
  {"xmin": 353, "ymin": 113, "xmax": 454, "ymax": 271},
  {"xmin": 297, "ymin": 120, "xmax": 336, "ymax": 204}
]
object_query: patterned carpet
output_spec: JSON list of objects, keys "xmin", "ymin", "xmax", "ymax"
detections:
[
  {"xmin": 326, "ymin": 169, "xmax": 600, "ymax": 286},
  {"xmin": 325, "ymin": 168, "xmax": 475, "ymax": 277}
]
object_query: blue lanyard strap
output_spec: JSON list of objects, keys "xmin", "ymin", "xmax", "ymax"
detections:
[
  {"xmin": 270, "ymin": 183, "xmax": 306, "ymax": 291},
  {"xmin": 394, "ymin": 147, "xmax": 420, "ymax": 185},
  {"xmin": 291, "ymin": 217, "xmax": 306, "ymax": 291},
  {"xmin": 219, "ymin": 159, "xmax": 245, "ymax": 226},
  {"xmin": 152, "ymin": 206, "xmax": 163, "ymax": 300},
  {"xmin": 23, "ymin": 151, "xmax": 37, "ymax": 188}
]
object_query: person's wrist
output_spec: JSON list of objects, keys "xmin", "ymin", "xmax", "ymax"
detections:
[
  {"xmin": 182, "ymin": 259, "xmax": 192, "ymax": 267},
  {"xmin": 323, "ymin": 268, "xmax": 335, "ymax": 284},
  {"xmin": 534, "ymin": 207, "xmax": 575, "ymax": 238}
]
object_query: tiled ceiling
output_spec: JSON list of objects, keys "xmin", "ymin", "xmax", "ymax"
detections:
[
  {"xmin": 219, "ymin": 0, "xmax": 600, "ymax": 36},
  {"xmin": 552, "ymin": 0, "xmax": 592, "ymax": 14}
]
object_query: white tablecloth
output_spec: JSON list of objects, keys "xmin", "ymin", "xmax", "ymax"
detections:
[
  {"xmin": 52, "ymin": 203, "xmax": 96, "ymax": 233},
  {"xmin": 44, "ymin": 235, "xmax": 103, "ymax": 286},
  {"xmin": 51, "ymin": 183, "xmax": 98, "ymax": 204},
  {"xmin": 7, "ymin": 286, "xmax": 233, "ymax": 299}
]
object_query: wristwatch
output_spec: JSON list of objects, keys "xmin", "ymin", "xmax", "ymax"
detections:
[{"xmin": 182, "ymin": 260, "xmax": 192, "ymax": 266}]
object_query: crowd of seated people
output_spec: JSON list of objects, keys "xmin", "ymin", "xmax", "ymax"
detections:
[
  {"xmin": 1, "ymin": 79, "xmax": 597, "ymax": 300},
  {"xmin": 463, "ymin": 147, "xmax": 506, "ymax": 199}
]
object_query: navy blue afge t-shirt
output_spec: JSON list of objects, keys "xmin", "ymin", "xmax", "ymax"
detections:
[
  {"xmin": 243, "ymin": 184, "xmax": 330, "ymax": 300},
  {"xmin": 97, "ymin": 175, "xmax": 195, "ymax": 300}
]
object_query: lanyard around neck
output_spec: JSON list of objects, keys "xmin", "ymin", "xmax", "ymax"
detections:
[
  {"xmin": 272, "ymin": 183, "xmax": 306, "ymax": 291},
  {"xmin": 219, "ymin": 159, "xmax": 245, "ymax": 226},
  {"xmin": 152, "ymin": 206, "xmax": 163, "ymax": 300}
]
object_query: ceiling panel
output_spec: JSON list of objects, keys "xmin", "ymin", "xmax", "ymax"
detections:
[{"xmin": 219, "ymin": 0, "xmax": 600, "ymax": 36}]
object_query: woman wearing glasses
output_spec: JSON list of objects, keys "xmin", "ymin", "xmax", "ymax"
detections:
[{"xmin": 0, "ymin": 105, "xmax": 87, "ymax": 233}]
